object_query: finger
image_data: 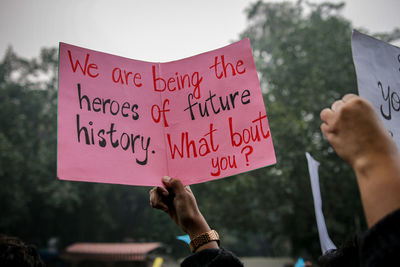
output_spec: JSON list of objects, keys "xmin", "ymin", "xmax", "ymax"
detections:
[
  {"xmin": 152, "ymin": 201, "xmax": 169, "ymax": 212},
  {"xmin": 149, "ymin": 189, "xmax": 158, "ymax": 207},
  {"xmin": 149, "ymin": 187, "xmax": 162, "ymax": 203},
  {"xmin": 331, "ymin": 99, "xmax": 344, "ymax": 112},
  {"xmin": 149, "ymin": 187, "xmax": 157, "ymax": 195},
  {"xmin": 150, "ymin": 191, "xmax": 169, "ymax": 211},
  {"xmin": 320, "ymin": 122, "xmax": 332, "ymax": 136},
  {"xmin": 156, "ymin": 186, "xmax": 169, "ymax": 197},
  {"xmin": 320, "ymin": 108, "xmax": 334, "ymax": 124},
  {"xmin": 184, "ymin": 185, "xmax": 193, "ymax": 194},
  {"xmin": 149, "ymin": 186, "xmax": 166, "ymax": 198},
  {"xmin": 162, "ymin": 176, "xmax": 186, "ymax": 195},
  {"xmin": 320, "ymin": 124, "xmax": 337, "ymax": 144},
  {"xmin": 342, "ymin": 93, "xmax": 358, "ymax": 103}
]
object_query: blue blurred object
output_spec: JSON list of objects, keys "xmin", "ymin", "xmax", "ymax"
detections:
[
  {"xmin": 176, "ymin": 234, "xmax": 191, "ymax": 244},
  {"xmin": 295, "ymin": 258, "xmax": 305, "ymax": 267}
]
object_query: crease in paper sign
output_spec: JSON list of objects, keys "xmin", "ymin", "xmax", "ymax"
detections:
[
  {"xmin": 306, "ymin": 152, "xmax": 336, "ymax": 254},
  {"xmin": 156, "ymin": 62, "xmax": 171, "ymax": 178}
]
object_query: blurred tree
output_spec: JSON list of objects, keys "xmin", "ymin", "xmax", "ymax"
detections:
[
  {"xmin": 195, "ymin": 0, "xmax": 365, "ymax": 259},
  {"xmin": 0, "ymin": 47, "xmax": 181, "ymax": 254},
  {"xmin": 1, "ymin": 0, "xmax": 400, "ymax": 261},
  {"xmin": 241, "ymin": 0, "xmax": 361, "ymax": 258},
  {"xmin": 195, "ymin": 0, "xmax": 399, "ymax": 259}
]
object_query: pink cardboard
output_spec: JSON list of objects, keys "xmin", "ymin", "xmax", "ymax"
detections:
[{"xmin": 57, "ymin": 39, "xmax": 276, "ymax": 186}]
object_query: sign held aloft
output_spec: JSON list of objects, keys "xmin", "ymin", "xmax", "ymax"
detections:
[{"xmin": 57, "ymin": 39, "xmax": 276, "ymax": 186}]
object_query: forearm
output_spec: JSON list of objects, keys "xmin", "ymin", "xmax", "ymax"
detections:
[
  {"xmin": 150, "ymin": 177, "xmax": 219, "ymax": 253},
  {"xmin": 183, "ymin": 211, "xmax": 211, "ymax": 239},
  {"xmin": 354, "ymin": 153, "xmax": 400, "ymax": 227}
]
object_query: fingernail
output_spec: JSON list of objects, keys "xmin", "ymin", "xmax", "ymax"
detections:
[{"xmin": 163, "ymin": 176, "xmax": 171, "ymax": 183}]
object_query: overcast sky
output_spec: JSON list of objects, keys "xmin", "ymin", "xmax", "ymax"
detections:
[{"xmin": 1, "ymin": 0, "xmax": 399, "ymax": 62}]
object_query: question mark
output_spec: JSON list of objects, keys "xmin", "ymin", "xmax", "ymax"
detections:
[{"xmin": 241, "ymin": 145, "xmax": 253, "ymax": 166}]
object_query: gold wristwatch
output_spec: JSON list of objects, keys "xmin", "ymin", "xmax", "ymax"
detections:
[{"xmin": 189, "ymin": 230, "xmax": 220, "ymax": 252}]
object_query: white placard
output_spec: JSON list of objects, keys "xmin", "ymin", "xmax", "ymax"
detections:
[
  {"xmin": 306, "ymin": 152, "xmax": 336, "ymax": 253},
  {"xmin": 352, "ymin": 30, "xmax": 400, "ymax": 149}
]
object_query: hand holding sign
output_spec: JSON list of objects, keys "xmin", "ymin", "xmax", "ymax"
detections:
[{"xmin": 58, "ymin": 39, "xmax": 276, "ymax": 186}]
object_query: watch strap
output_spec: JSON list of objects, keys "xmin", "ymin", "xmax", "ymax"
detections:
[{"xmin": 189, "ymin": 230, "xmax": 220, "ymax": 252}]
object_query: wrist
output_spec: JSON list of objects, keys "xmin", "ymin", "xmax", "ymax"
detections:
[
  {"xmin": 353, "ymin": 151, "xmax": 400, "ymax": 179},
  {"xmin": 189, "ymin": 230, "xmax": 220, "ymax": 252},
  {"xmin": 352, "ymin": 131, "xmax": 398, "ymax": 177},
  {"xmin": 353, "ymin": 152, "xmax": 400, "ymax": 227},
  {"xmin": 186, "ymin": 215, "xmax": 212, "ymax": 240}
]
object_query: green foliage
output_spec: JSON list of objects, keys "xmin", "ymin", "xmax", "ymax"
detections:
[
  {"xmin": 198, "ymin": 0, "xmax": 400, "ymax": 258},
  {"xmin": 1, "ymin": 1, "xmax": 399, "ymax": 261},
  {"xmin": 193, "ymin": 0, "xmax": 366, "ymax": 259},
  {"xmin": 240, "ymin": 0, "xmax": 364, "ymax": 258},
  {"xmin": 0, "ymin": 47, "xmax": 182, "ymax": 255}
]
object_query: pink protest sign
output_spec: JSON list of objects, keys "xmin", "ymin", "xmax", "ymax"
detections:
[{"xmin": 58, "ymin": 39, "xmax": 276, "ymax": 186}]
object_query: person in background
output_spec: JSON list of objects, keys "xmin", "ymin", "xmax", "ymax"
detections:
[
  {"xmin": 150, "ymin": 94, "xmax": 400, "ymax": 266},
  {"xmin": 0, "ymin": 234, "xmax": 45, "ymax": 267},
  {"xmin": 318, "ymin": 94, "xmax": 400, "ymax": 266}
]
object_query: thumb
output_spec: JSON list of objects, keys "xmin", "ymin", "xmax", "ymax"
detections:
[{"xmin": 162, "ymin": 176, "xmax": 185, "ymax": 195}]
